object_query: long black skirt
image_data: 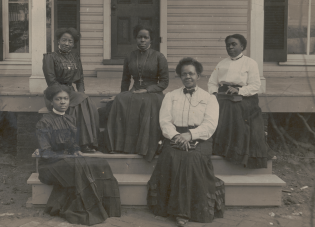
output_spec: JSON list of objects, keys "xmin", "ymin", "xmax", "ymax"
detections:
[
  {"xmin": 147, "ymin": 137, "xmax": 225, "ymax": 223},
  {"xmin": 106, "ymin": 91, "xmax": 163, "ymax": 161},
  {"xmin": 45, "ymin": 90, "xmax": 99, "ymax": 147},
  {"xmin": 213, "ymin": 94, "xmax": 269, "ymax": 168},
  {"xmin": 38, "ymin": 157, "xmax": 121, "ymax": 226}
]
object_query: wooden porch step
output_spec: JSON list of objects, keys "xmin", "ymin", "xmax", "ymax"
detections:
[
  {"xmin": 32, "ymin": 152, "xmax": 273, "ymax": 175},
  {"xmin": 27, "ymin": 173, "xmax": 285, "ymax": 206}
]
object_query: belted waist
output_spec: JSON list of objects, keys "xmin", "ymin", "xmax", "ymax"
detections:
[{"xmin": 218, "ymin": 84, "xmax": 242, "ymax": 93}]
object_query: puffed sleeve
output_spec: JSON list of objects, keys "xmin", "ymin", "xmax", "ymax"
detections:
[
  {"xmin": 238, "ymin": 58, "xmax": 261, "ymax": 96},
  {"xmin": 121, "ymin": 56, "xmax": 132, "ymax": 92},
  {"xmin": 36, "ymin": 120, "xmax": 57, "ymax": 158},
  {"xmin": 208, "ymin": 64, "xmax": 220, "ymax": 94},
  {"xmin": 74, "ymin": 54, "xmax": 85, "ymax": 93},
  {"xmin": 189, "ymin": 94, "xmax": 219, "ymax": 140},
  {"xmin": 159, "ymin": 92, "xmax": 179, "ymax": 140},
  {"xmin": 146, "ymin": 52, "xmax": 169, "ymax": 93},
  {"xmin": 42, "ymin": 53, "xmax": 60, "ymax": 87}
]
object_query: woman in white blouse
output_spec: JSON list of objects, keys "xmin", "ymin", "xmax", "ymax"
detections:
[
  {"xmin": 147, "ymin": 57, "xmax": 225, "ymax": 227},
  {"xmin": 208, "ymin": 34, "xmax": 272, "ymax": 169}
]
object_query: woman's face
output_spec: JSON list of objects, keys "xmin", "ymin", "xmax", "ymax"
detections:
[
  {"xmin": 180, "ymin": 65, "xmax": 200, "ymax": 89},
  {"xmin": 51, "ymin": 91, "xmax": 70, "ymax": 112},
  {"xmin": 226, "ymin": 38, "xmax": 243, "ymax": 58},
  {"xmin": 58, "ymin": 33, "xmax": 74, "ymax": 52},
  {"xmin": 136, "ymin": 29, "xmax": 151, "ymax": 50}
]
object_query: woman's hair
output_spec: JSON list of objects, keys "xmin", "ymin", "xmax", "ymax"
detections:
[
  {"xmin": 133, "ymin": 24, "xmax": 154, "ymax": 40},
  {"xmin": 55, "ymin": 27, "xmax": 81, "ymax": 43},
  {"xmin": 225, "ymin": 34, "xmax": 247, "ymax": 51},
  {"xmin": 44, "ymin": 85, "xmax": 71, "ymax": 102},
  {"xmin": 175, "ymin": 57, "xmax": 203, "ymax": 76}
]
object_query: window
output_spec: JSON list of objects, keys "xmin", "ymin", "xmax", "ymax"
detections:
[
  {"xmin": 3, "ymin": 0, "xmax": 31, "ymax": 59},
  {"xmin": 264, "ymin": 0, "xmax": 315, "ymax": 64}
]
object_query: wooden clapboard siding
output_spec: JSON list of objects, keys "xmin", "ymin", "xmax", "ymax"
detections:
[
  {"xmin": 167, "ymin": 0, "xmax": 250, "ymax": 76},
  {"xmin": 0, "ymin": 63, "xmax": 31, "ymax": 76},
  {"xmin": 80, "ymin": 0, "xmax": 104, "ymax": 77},
  {"xmin": 263, "ymin": 62, "xmax": 315, "ymax": 78}
]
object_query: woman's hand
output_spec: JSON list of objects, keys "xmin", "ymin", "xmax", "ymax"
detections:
[
  {"xmin": 74, "ymin": 151, "xmax": 82, "ymax": 157},
  {"xmin": 226, "ymin": 86, "xmax": 239, "ymax": 94},
  {"xmin": 133, "ymin": 89, "xmax": 148, "ymax": 94},
  {"xmin": 173, "ymin": 132, "xmax": 192, "ymax": 151}
]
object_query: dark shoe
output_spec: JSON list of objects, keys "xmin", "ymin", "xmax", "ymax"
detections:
[{"xmin": 81, "ymin": 145, "xmax": 95, "ymax": 153}]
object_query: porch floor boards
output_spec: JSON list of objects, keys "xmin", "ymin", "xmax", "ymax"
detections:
[
  {"xmin": 1, "ymin": 76, "xmax": 315, "ymax": 112},
  {"xmin": 1, "ymin": 76, "xmax": 315, "ymax": 96}
]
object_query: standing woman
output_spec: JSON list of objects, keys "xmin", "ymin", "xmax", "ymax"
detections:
[
  {"xmin": 43, "ymin": 27, "xmax": 99, "ymax": 153},
  {"xmin": 147, "ymin": 57, "xmax": 224, "ymax": 227},
  {"xmin": 106, "ymin": 24, "xmax": 169, "ymax": 161},
  {"xmin": 36, "ymin": 85, "xmax": 121, "ymax": 226},
  {"xmin": 208, "ymin": 34, "xmax": 272, "ymax": 169}
]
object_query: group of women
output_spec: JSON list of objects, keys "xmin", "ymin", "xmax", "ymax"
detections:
[{"xmin": 36, "ymin": 25, "xmax": 272, "ymax": 226}]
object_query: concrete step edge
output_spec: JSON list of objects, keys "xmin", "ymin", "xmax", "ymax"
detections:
[{"xmin": 27, "ymin": 173, "xmax": 285, "ymax": 187}]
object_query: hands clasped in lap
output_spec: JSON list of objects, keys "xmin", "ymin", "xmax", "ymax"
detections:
[{"xmin": 172, "ymin": 132, "xmax": 192, "ymax": 151}]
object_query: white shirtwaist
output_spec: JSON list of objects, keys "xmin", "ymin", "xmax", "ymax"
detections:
[
  {"xmin": 159, "ymin": 86, "xmax": 219, "ymax": 141},
  {"xmin": 208, "ymin": 53, "xmax": 261, "ymax": 96}
]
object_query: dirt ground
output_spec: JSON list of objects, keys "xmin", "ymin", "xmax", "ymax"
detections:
[{"xmin": 0, "ymin": 152, "xmax": 314, "ymax": 225}]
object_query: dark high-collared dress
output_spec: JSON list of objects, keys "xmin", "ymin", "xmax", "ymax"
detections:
[
  {"xmin": 105, "ymin": 48, "xmax": 169, "ymax": 161},
  {"xmin": 43, "ymin": 51, "xmax": 99, "ymax": 147},
  {"xmin": 36, "ymin": 112, "xmax": 121, "ymax": 226}
]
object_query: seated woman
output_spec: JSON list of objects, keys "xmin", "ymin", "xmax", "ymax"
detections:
[
  {"xmin": 147, "ymin": 57, "xmax": 224, "ymax": 227},
  {"xmin": 36, "ymin": 85, "xmax": 121, "ymax": 226},
  {"xmin": 208, "ymin": 34, "xmax": 273, "ymax": 169},
  {"xmin": 43, "ymin": 27, "xmax": 99, "ymax": 153},
  {"xmin": 105, "ymin": 24, "xmax": 169, "ymax": 161}
]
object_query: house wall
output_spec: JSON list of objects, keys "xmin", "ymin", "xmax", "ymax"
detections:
[
  {"xmin": 167, "ymin": 0, "xmax": 250, "ymax": 76},
  {"xmin": 80, "ymin": 0, "xmax": 104, "ymax": 77},
  {"xmin": 264, "ymin": 62, "xmax": 315, "ymax": 78}
]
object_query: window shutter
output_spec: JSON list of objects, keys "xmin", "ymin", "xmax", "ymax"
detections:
[
  {"xmin": 0, "ymin": 0, "xmax": 3, "ymax": 61},
  {"xmin": 54, "ymin": 0, "xmax": 80, "ymax": 54},
  {"xmin": 264, "ymin": 0, "xmax": 288, "ymax": 62}
]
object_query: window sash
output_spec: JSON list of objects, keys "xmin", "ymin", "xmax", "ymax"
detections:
[{"xmin": 3, "ymin": 0, "xmax": 31, "ymax": 59}]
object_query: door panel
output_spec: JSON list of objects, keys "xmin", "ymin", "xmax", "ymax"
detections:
[
  {"xmin": 54, "ymin": 0, "xmax": 80, "ymax": 54},
  {"xmin": 111, "ymin": 0, "xmax": 160, "ymax": 60}
]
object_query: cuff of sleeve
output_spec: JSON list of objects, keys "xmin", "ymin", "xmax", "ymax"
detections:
[
  {"xmin": 238, "ymin": 87, "xmax": 245, "ymax": 96},
  {"xmin": 189, "ymin": 129, "xmax": 199, "ymax": 140},
  {"xmin": 168, "ymin": 130, "xmax": 180, "ymax": 140}
]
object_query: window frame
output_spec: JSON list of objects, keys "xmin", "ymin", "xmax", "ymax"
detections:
[{"xmin": 2, "ymin": 0, "xmax": 32, "ymax": 60}]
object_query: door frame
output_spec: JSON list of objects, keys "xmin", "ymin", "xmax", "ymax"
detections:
[{"xmin": 103, "ymin": 0, "xmax": 167, "ymax": 64}]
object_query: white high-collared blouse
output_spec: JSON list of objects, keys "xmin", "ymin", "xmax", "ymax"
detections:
[
  {"xmin": 208, "ymin": 53, "xmax": 261, "ymax": 96},
  {"xmin": 159, "ymin": 86, "xmax": 219, "ymax": 141}
]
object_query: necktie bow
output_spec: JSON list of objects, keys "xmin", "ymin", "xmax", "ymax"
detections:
[{"xmin": 183, "ymin": 88, "xmax": 195, "ymax": 96}]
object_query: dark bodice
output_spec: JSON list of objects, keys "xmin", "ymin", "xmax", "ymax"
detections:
[
  {"xmin": 36, "ymin": 112, "xmax": 80, "ymax": 163},
  {"xmin": 121, "ymin": 49, "xmax": 169, "ymax": 93},
  {"xmin": 43, "ymin": 51, "xmax": 85, "ymax": 92}
]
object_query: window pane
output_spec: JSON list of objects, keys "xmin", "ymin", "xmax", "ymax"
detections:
[
  {"xmin": 287, "ymin": 0, "xmax": 308, "ymax": 54},
  {"xmin": 46, "ymin": 0, "xmax": 52, "ymax": 52},
  {"xmin": 9, "ymin": 0, "xmax": 29, "ymax": 53}
]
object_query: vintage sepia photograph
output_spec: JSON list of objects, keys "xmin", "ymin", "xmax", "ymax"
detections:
[{"xmin": 0, "ymin": 0, "xmax": 314, "ymax": 226}]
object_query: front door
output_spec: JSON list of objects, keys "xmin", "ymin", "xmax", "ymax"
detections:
[
  {"xmin": 111, "ymin": 0, "xmax": 160, "ymax": 60},
  {"xmin": 54, "ymin": 0, "xmax": 80, "ymax": 54}
]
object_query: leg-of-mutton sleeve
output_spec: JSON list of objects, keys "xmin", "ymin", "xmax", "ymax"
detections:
[
  {"xmin": 121, "ymin": 57, "xmax": 132, "ymax": 92},
  {"xmin": 36, "ymin": 121, "xmax": 57, "ymax": 157},
  {"xmin": 238, "ymin": 59, "xmax": 261, "ymax": 96},
  {"xmin": 74, "ymin": 54, "xmax": 85, "ymax": 93},
  {"xmin": 43, "ymin": 53, "xmax": 60, "ymax": 87},
  {"xmin": 189, "ymin": 94, "xmax": 219, "ymax": 141},
  {"xmin": 208, "ymin": 65, "xmax": 220, "ymax": 94},
  {"xmin": 146, "ymin": 53, "xmax": 169, "ymax": 93},
  {"xmin": 159, "ymin": 92, "xmax": 179, "ymax": 140}
]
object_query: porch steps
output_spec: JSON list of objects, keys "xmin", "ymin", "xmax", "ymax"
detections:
[{"xmin": 27, "ymin": 152, "xmax": 285, "ymax": 207}]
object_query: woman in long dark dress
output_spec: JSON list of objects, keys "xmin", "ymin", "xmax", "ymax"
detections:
[
  {"xmin": 208, "ymin": 34, "xmax": 273, "ymax": 169},
  {"xmin": 43, "ymin": 27, "xmax": 98, "ymax": 153},
  {"xmin": 36, "ymin": 85, "xmax": 121, "ymax": 226},
  {"xmin": 105, "ymin": 24, "xmax": 169, "ymax": 161},
  {"xmin": 147, "ymin": 58, "xmax": 224, "ymax": 227}
]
